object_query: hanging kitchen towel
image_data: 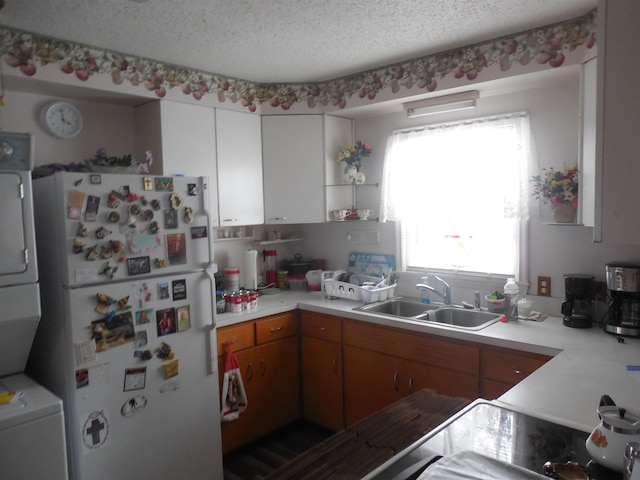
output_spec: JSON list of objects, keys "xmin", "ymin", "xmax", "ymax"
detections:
[{"xmin": 220, "ymin": 345, "xmax": 248, "ymax": 422}]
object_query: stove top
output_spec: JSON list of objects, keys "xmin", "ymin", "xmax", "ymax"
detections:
[{"xmin": 365, "ymin": 400, "xmax": 621, "ymax": 480}]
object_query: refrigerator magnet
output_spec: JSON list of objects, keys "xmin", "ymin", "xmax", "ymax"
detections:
[
  {"xmin": 167, "ymin": 234, "xmax": 186, "ymax": 265},
  {"xmin": 154, "ymin": 177, "xmax": 174, "ymax": 192},
  {"xmin": 188, "ymin": 183, "xmax": 199, "ymax": 196},
  {"xmin": 135, "ymin": 308, "xmax": 152, "ymax": 325},
  {"xmin": 80, "ymin": 410, "xmax": 111, "ymax": 453},
  {"xmin": 121, "ymin": 396, "xmax": 147, "ymax": 417},
  {"xmin": 75, "ymin": 339, "xmax": 97, "ymax": 366},
  {"xmin": 84, "ymin": 195, "xmax": 100, "ymax": 222},
  {"xmin": 156, "ymin": 308, "xmax": 177, "ymax": 337},
  {"xmin": 123, "ymin": 367, "xmax": 146, "ymax": 392},
  {"xmin": 134, "ymin": 331, "xmax": 147, "ymax": 348},
  {"xmin": 164, "ymin": 209, "xmax": 178, "ymax": 229},
  {"xmin": 126, "ymin": 256, "xmax": 151, "ymax": 276},
  {"xmin": 158, "ymin": 282, "xmax": 170, "ymax": 299},
  {"xmin": 162, "ymin": 359, "xmax": 179, "ymax": 379},
  {"xmin": 190, "ymin": 226, "xmax": 207, "ymax": 239},
  {"xmin": 66, "ymin": 189, "xmax": 85, "ymax": 220},
  {"xmin": 177, "ymin": 305, "xmax": 190, "ymax": 331},
  {"xmin": 143, "ymin": 177, "xmax": 153, "ymax": 191},
  {"xmin": 172, "ymin": 279, "xmax": 187, "ymax": 300}
]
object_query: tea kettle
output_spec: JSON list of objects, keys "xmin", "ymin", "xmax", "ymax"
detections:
[{"xmin": 586, "ymin": 395, "xmax": 640, "ymax": 472}]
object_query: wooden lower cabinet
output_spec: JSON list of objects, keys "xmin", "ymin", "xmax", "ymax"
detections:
[
  {"xmin": 300, "ymin": 311, "xmax": 344, "ymax": 431},
  {"xmin": 343, "ymin": 319, "xmax": 480, "ymax": 425},
  {"xmin": 480, "ymin": 347, "xmax": 552, "ymax": 399},
  {"xmin": 217, "ymin": 313, "xmax": 300, "ymax": 453}
]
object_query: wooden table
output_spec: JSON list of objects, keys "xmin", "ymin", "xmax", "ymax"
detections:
[{"xmin": 266, "ymin": 388, "xmax": 471, "ymax": 479}]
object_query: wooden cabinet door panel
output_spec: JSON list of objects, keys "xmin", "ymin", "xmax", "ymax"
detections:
[
  {"xmin": 301, "ymin": 336, "xmax": 343, "ymax": 431},
  {"xmin": 344, "ymin": 346, "xmax": 404, "ymax": 425},
  {"xmin": 482, "ymin": 348, "xmax": 550, "ymax": 384},
  {"xmin": 256, "ymin": 336, "xmax": 301, "ymax": 434}
]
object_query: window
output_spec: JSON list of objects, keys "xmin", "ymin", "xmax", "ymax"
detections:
[{"xmin": 380, "ymin": 113, "xmax": 531, "ymax": 281}]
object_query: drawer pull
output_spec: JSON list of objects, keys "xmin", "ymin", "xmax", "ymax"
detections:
[
  {"xmin": 332, "ymin": 357, "xmax": 337, "ymax": 373},
  {"xmin": 393, "ymin": 372, "xmax": 399, "ymax": 391},
  {"xmin": 511, "ymin": 368, "xmax": 523, "ymax": 375},
  {"xmin": 316, "ymin": 326, "xmax": 327, "ymax": 332},
  {"xmin": 270, "ymin": 326, "xmax": 283, "ymax": 333}
]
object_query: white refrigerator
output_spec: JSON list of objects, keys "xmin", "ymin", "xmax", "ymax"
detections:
[{"xmin": 28, "ymin": 171, "xmax": 223, "ymax": 480}]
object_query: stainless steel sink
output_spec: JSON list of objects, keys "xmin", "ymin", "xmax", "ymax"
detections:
[
  {"xmin": 416, "ymin": 308, "xmax": 500, "ymax": 330},
  {"xmin": 353, "ymin": 298, "xmax": 500, "ymax": 330},
  {"xmin": 354, "ymin": 297, "xmax": 439, "ymax": 318}
]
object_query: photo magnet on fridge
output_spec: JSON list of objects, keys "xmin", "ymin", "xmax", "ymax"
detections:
[
  {"xmin": 191, "ymin": 226, "xmax": 207, "ymax": 239},
  {"xmin": 164, "ymin": 209, "xmax": 178, "ymax": 229},
  {"xmin": 123, "ymin": 367, "xmax": 146, "ymax": 392},
  {"xmin": 177, "ymin": 305, "xmax": 191, "ymax": 331},
  {"xmin": 172, "ymin": 279, "xmax": 187, "ymax": 300},
  {"xmin": 156, "ymin": 308, "xmax": 177, "ymax": 337},
  {"xmin": 84, "ymin": 195, "xmax": 100, "ymax": 222},
  {"xmin": 126, "ymin": 256, "xmax": 151, "ymax": 276},
  {"xmin": 167, "ymin": 233, "xmax": 186, "ymax": 264},
  {"xmin": 158, "ymin": 282, "xmax": 170, "ymax": 299}
]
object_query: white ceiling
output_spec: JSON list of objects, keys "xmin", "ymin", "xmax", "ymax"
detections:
[{"xmin": 0, "ymin": 0, "xmax": 596, "ymax": 84}]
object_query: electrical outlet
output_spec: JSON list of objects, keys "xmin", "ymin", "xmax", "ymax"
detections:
[{"xmin": 537, "ymin": 276, "xmax": 551, "ymax": 297}]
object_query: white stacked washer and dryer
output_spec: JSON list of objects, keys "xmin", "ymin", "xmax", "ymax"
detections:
[{"xmin": 0, "ymin": 132, "xmax": 68, "ymax": 479}]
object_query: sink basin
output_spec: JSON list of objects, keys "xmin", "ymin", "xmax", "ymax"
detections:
[
  {"xmin": 416, "ymin": 308, "xmax": 500, "ymax": 330},
  {"xmin": 354, "ymin": 298, "xmax": 439, "ymax": 318}
]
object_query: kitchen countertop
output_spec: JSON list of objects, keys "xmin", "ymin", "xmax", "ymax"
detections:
[{"xmin": 215, "ymin": 290, "xmax": 640, "ymax": 433}]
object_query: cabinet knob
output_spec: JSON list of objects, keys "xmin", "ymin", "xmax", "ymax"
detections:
[
  {"xmin": 260, "ymin": 359, "xmax": 266, "ymax": 376},
  {"xmin": 408, "ymin": 377, "xmax": 415, "ymax": 393},
  {"xmin": 511, "ymin": 368, "xmax": 523, "ymax": 375},
  {"xmin": 270, "ymin": 326, "xmax": 283, "ymax": 333},
  {"xmin": 393, "ymin": 372, "xmax": 399, "ymax": 391},
  {"xmin": 273, "ymin": 217, "xmax": 287, "ymax": 221},
  {"xmin": 332, "ymin": 357, "xmax": 337, "ymax": 373},
  {"xmin": 222, "ymin": 218, "xmax": 239, "ymax": 222},
  {"xmin": 316, "ymin": 326, "xmax": 327, "ymax": 332},
  {"xmin": 247, "ymin": 362, "xmax": 254, "ymax": 380}
]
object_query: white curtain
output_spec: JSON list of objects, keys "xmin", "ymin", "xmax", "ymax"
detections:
[{"xmin": 380, "ymin": 112, "xmax": 533, "ymax": 279}]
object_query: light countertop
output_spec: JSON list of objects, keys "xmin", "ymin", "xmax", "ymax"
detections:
[{"xmin": 215, "ymin": 290, "xmax": 640, "ymax": 433}]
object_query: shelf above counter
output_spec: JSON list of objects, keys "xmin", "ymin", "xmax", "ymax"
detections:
[{"xmin": 254, "ymin": 237, "xmax": 305, "ymax": 246}]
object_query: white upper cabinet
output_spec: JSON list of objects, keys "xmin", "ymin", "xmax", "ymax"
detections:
[
  {"xmin": 262, "ymin": 114, "xmax": 353, "ymax": 224},
  {"xmin": 595, "ymin": 0, "xmax": 640, "ymax": 243},
  {"xmin": 262, "ymin": 115, "xmax": 325, "ymax": 224},
  {"xmin": 215, "ymin": 109, "xmax": 264, "ymax": 227},
  {"xmin": 135, "ymin": 100, "xmax": 220, "ymax": 226}
]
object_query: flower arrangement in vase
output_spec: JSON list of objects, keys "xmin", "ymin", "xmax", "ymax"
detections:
[
  {"xmin": 531, "ymin": 166, "xmax": 579, "ymax": 223},
  {"xmin": 84, "ymin": 148, "xmax": 154, "ymax": 174},
  {"xmin": 337, "ymin": 140, "xmax": 372, "ymax": 184}
]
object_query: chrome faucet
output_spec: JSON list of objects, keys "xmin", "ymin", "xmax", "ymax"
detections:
[{"xmin": 416, "ymin": 275, "xmax": 452, "ymax": 305}]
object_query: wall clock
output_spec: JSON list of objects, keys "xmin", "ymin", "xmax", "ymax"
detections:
[{"xmin": 40, "ymin": 101, "xmax": 84, "ymax": 139}]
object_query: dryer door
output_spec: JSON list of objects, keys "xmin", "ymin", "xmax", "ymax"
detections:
[{"xmin": 0, "ymin": 171, "xmax": 37, "ymax": 285}]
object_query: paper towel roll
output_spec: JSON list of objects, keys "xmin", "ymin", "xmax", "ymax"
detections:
[{"xmin": 243, "ymin": 250, "xmax": 258, "ymax": 290}]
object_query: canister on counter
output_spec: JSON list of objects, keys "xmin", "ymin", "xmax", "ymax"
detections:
[
  {"xmin": 227, "ymin": 292, "xmax": 242, "ymax": 313},
  {"xmin": 224, "ymin": 267, "xmax": 240, "ymax": 293},
  {"xmin": 249, "ymin": 290, "xmax": 258, "ymax": 309},
  {"xmin": 241, "ymin": 290, "xmax": 250, "ymax": 311},
  {"xmin": 277, "ymin": 270, "xmax": 289, "ymax": 289}
]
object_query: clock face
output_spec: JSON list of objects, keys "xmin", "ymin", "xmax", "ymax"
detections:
[{"xmin": 41, "ymin": 101, "xmax": 83, "ymax": 139}]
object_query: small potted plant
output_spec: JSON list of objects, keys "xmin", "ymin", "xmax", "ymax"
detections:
[
  {"xmin": 531, "ymin": 166, "xmax": 579, "ymax": 223},
  {"xmin": 84, "ymin": 148, "xmax": 154, "ymax": 174}
]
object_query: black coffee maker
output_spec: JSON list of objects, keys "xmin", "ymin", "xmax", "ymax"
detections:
[{"xmin": 561, "ymin": 274, "xmax": 594, "ymax": 328}]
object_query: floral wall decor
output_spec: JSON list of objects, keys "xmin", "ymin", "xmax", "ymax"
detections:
[{"xmin": 0, "ymin": 8, "xmax": 596, "ymax": 113}]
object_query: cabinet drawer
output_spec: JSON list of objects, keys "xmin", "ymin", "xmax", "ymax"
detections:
[
  {"xmin": 482, "ymin": 348, "xmax": 550, "ymax": 384},
  {"xmin": 300, "ymin": 311, "xmax": 342, "ymax": 343},
  {"xmin": 344, "ymin": 320, "xmax": 479, "ymax": 376},
  {"xmin": 256, "ymin": 312, "xmax": 298, "ymax": 344},
  {"xmin": 217, "ymin": 322, "xmax": 255, "ymax": 356}
]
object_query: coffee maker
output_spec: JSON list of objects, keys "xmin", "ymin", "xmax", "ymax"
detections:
[
  {"xmin": 561, "ymin": 274, "xmax": 594, "ymax": 328},
  {"xmin": 605, "ymin": 262, "xmax": 640, "ymax": 337}
]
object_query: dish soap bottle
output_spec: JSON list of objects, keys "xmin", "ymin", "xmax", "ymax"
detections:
[
  {"xmin": 503, "ymin": 277, "xmax": 519, "ymax": 321},
  {"xmin": 418, "ymin": 276, "xmax": 431, "ymax": 304}
]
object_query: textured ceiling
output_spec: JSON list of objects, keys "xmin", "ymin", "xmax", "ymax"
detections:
[{"xmin": 0, "ymin": 0, "xmax": 596, "ymax": 83}]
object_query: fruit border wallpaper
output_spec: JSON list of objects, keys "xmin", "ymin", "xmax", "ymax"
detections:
[{"xmin": 0, "ymin": 9, "xmax": 596, "ymax": 113}]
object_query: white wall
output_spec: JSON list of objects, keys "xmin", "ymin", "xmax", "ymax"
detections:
[{"xmin": 2, "ymin": 89, "xmax": 136, "ymax": 166}]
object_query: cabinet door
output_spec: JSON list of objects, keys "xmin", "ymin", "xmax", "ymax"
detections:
[
  {"xmin": 596, "ymin": 0, "xmax": 640, "ymax": 243},
  {"xmin": 344, "ymin": 346, "xmax": 404, "ymax": 425},
  {"xmin": 256, "ymin": 336, "xmax": 301, "ymax": 434},
  {"xmin": 301, "ymin": 336, "xmax": 343, "ymax": 431},
  {"xmin": 262, "ymin": 115, "xmax": 325, "ymax": 224},
  {"xmin": 148, "ymin": 100, "xmax": 220, "ymax": 226},
  {"xmin": 216, "ymin": 109, "xmax": 264, "ymax": 226},
  {"xmin": 219, "ymin": 348, "xmax": 259, "ymax": 453}
]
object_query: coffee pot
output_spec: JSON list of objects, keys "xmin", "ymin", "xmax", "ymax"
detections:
[
  {"xmin": 561, "ymin": 274, "xmax": 594, "ymax": 328},
  {"xmin": 605, "ymin": 262, "xmax": 640, "ymax": 337}
]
